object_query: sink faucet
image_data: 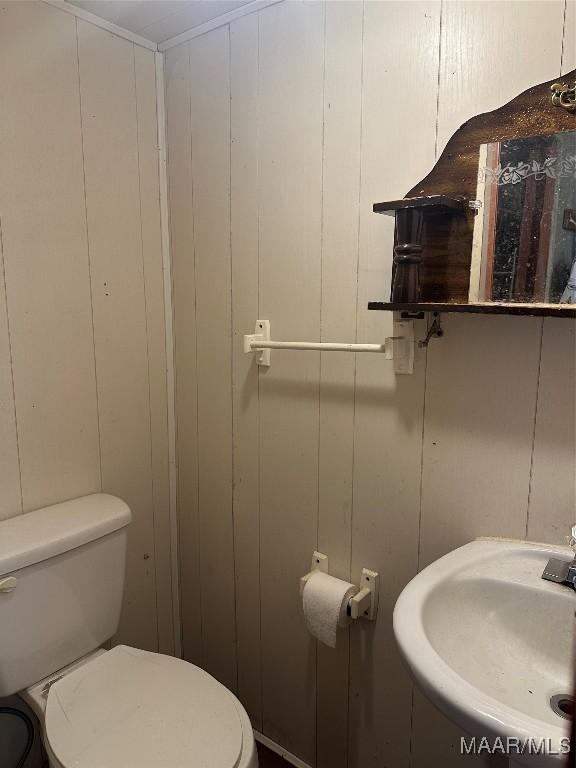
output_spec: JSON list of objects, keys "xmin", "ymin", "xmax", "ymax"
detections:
[{"xmin": 542, "ymin": 525, "xmax": 576, "ymax": 589}]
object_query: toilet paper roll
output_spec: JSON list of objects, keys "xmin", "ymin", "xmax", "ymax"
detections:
[{"xmin": 302, "ymin": 571, "xmax": 359, "ymax": 648}]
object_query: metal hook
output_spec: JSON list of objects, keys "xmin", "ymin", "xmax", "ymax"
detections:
[{"xmin": 418, "ymin": 313, "xmax": 443, "ymax": 348}]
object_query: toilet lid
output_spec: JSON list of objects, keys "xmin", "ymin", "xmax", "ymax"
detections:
[{"xmin": 45, "ymin": 645, "xmax": 244, "ymax": 768}]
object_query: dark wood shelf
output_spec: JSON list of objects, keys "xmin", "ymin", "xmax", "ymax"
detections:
[
  {"xmin": 372, "ymin": 195, "xmax": 467, "ymax": 216},
  {"xmin": 367, "ymin": 301, "xmax": 576, "ymax": 318}
]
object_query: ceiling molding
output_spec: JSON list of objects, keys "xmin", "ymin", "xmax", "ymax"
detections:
[
  {"xmin": 43, "ymin": 0, "xmax": 285, "ymax": 53},
  {"xmin": 157, "ymin": 0, "xmax": 283, "ymax": 51},
  {"xmin": 43, "ymin": 1, "xmax": 159, "ymax": 51}
]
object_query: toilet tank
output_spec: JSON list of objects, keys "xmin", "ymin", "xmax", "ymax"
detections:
[{"xmin": 0, "ymin": 494, "xmax": 131, "ymax": 697}]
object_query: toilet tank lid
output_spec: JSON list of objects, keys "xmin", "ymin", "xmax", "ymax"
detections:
[{"xmin": 0, "ymin": 494, "xmax": 131, "ymax": 576}]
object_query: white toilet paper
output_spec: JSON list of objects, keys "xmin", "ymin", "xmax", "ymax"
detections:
[{"xmin": 302, "ymin": 571, "xmax": 358, "ymax": 648}]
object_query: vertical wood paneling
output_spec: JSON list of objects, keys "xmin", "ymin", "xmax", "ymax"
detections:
[
  {"xmin": 165, "ymin": 41, "xmax": 202, "ymax": 664},
  {"xmin": 349, "ymin": 4, "xmax": 439, "ymax": 768},
  {"xmin": 0, "ymin": 3, "xmax": 173, "ymax": 657},
  {"xmin": 420, "ymin": 314, "xmax": 541, "ymax": 567},
  {"xmin": 414, "ymin": 3, "xmax": 567, "ymax": 764},
  {"xmin": 166, "ymin": 2, "xmax": 574, "ymax": 767},
  {"xmin": 0, "ymin": 2, "xmax": 101, "ymax": 513},
  {"xmin": 257, "ymin": 2, "xmax": 324, "ymax": 761},
  {"xmin": 77, "ymin": 21, "xmax": 158, "ymax": 650},
  {"xmin": 189, "ymin": 27, "xmax": 237, "ymax": 691},
  {"xmin": 411, "ymin": 688, "xmax": 498, "ymax": 768},
  {"xmin": 230, "ymin": 13, "xmax": 263, "ymax": 727},
  {"xmin": 0, "ymin": 219, "xmax": 21, "ymax": 520},
  {"xmin": 316, "ymin": 3, "xmax": 362, "ymax": 766},
  {"xmin": 134, "ymin": 45, "xmax": 175, "ymax": 655},
  {"xmin": 436, "ymin": 0, "xmax": 566, "ymax": 155},
  {"xmin": 527, "ymin": 319, "xmax": 576, "ymax": 543},
  {"xmin": 562, "ymin": 0, "xmax": 575, "ymax": 72}
]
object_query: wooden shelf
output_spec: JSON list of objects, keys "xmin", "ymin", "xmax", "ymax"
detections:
[
  {"xmin": 367, "ymin": 301, "xmax": 576, "ymax": 318},
  {"xmin": 372, "ymin": 195, "xmax": 466, "ymax": 216}
]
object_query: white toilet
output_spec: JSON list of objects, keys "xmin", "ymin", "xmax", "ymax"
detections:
[{"xmin": 0, "ymin": 493, "xmax": 258, "ymax": 768}]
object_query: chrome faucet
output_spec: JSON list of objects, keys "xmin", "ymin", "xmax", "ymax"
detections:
[{"xmin": 542, "ymin": 525, "xmax": 576, "ymax": 589}]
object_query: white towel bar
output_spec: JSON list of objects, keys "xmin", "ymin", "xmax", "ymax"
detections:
[
  {"xmin": 254, "ymin": 340, "xmax": 391, "ymax": 353},
  {"xmin": 243, "ymin": 319, "xmax": 414, "ymax": 374}
]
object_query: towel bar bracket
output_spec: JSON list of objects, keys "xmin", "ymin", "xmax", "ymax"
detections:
[{"xmin": 243, "ymin": 319, "xmax": 272, "ymax": 366}]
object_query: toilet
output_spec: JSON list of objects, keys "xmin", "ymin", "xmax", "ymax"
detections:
[{"xmin": 0, "ymin": 494, "xmax": 257, "ymax": 768}]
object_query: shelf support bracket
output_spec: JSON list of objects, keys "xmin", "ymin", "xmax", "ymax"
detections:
[{"xmin": 418, "ymin": 313, "xmax": 444, "ymax": 348}]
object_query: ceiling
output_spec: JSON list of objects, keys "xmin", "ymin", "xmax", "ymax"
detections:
[{"xmin": 68, "ymin": 1, "xmax": 254, "ymax": 43}]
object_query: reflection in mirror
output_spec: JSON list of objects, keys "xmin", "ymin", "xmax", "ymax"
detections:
[{"xmin": 470, "ymin": 131, "xmax": 576, "ymax": 304}]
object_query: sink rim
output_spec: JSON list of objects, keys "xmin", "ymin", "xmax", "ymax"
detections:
[{"xmin": 393, "ymin": 539, "xmax": 574, "ymax": 756}]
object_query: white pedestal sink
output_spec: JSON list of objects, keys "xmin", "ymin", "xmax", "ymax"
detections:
[{"xmin": 394, "ymin": 539, "xmax": 574, "ymax": 767}]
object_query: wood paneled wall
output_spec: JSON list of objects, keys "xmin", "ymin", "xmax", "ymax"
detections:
[
  {"xmin": 0, "ymin": 1, "xmax": 174, "ymax": 655},
  {"xmin": 165, "ymin": 2, "xmax": 575, "ymax": 766}
]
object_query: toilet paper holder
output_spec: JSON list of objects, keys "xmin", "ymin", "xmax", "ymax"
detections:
[{"xmin": 300, "ymin": 551, "xmax": 379, "ymax": 621}]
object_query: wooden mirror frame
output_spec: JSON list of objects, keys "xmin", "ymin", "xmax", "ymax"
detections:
[{"xmin": 370, "ymin": 69, "xmax": 576, "ymax": 317}]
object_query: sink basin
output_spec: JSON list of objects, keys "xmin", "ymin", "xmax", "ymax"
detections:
[{"xmin": 394, "ymin": 539, "xmax": 575, "ymax": 767}]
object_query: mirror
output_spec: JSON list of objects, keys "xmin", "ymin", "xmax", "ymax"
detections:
[
  {"xmin": 369, "ymin": 69, "xmax": 576, "ymax": 316},
  {"xmin": 470, "ymin": 130, "xmax": 576, "ymax": 304}
]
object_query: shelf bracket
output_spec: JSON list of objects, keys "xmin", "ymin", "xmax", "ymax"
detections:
[{"xmin": 418, "ymin": 313, "xmax": 444, "ymax": 348}]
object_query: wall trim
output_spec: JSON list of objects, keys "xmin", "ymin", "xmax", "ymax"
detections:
[
  {"xmin": 254, "ymin": 731, "xmax": 313, "ymax": 768},
  {"xmin": 157, "ymin": 0, "xmax": 284, "ymax": 51},
  {"xmin": 42, "ymin": 1, "xmax": 159, "ymax": 51},
  {"xmin": 154, "ymin": 52, "xmax": 182, "ymax": 658}
]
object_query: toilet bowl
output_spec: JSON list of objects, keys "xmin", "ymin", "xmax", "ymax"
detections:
[
  {"xmin": 21, "ymin": 646, "xmax": 257, "ymax": 768},
  {"xmin": 0, "ymin": 494, "xmax": 258, "ymax": 768}
]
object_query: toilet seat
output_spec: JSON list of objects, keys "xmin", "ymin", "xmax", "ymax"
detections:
[{"xmin": 45, "ymin": 645, "xmax": 244, "ymax": 768}]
